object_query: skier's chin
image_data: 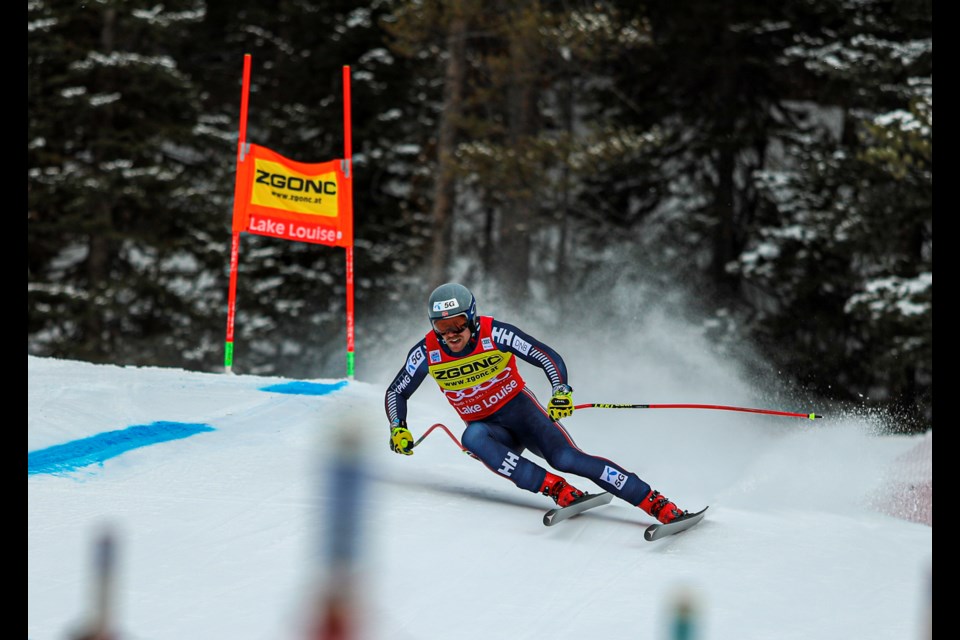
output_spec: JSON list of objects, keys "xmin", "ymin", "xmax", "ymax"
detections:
[{"xmin": 446, "ymin": 338, "xmax": 467, "ymax": 353}]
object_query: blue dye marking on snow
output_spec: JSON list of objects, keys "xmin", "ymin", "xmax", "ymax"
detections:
[
  {"xmin": 260, "ymin": 380, "xmax": 348, "ymax": 396},
  {"xmin": 28, "ymin": 421, "xmax": 215, "ymax": 476}
]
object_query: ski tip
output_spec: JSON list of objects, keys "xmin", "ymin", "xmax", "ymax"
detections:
[{"xmin": 685, "ymin": 505, "xmax": 709, "ymax": 520}]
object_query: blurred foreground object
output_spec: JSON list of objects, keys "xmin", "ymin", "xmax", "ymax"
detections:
[
  {"xmin": 669, "ymin": 586, "xmax": 701, "ymax": 640},
  {"xmin": 72, "ymin": 525, "xmax": 117, "ymax": 640},
  {"xmin": 308, "ymin": 418, "xmax": 368, "ymax": 640}
]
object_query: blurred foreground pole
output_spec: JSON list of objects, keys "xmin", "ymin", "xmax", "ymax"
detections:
[
  {"xmin": 72, "ymin": 525, "xmax": 117, "ymax": 640},
  {"xmin": 308, "ymin": 418, "xmax": 368, "ymax": 640},
  {"xmin": 668, "ymin": 587, "xmax": 700, "ymax": 640}
]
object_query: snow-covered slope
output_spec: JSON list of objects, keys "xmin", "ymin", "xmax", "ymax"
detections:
[{"xmin": 28, "ymin": 356, "xmax": 932, "ymax": 640}]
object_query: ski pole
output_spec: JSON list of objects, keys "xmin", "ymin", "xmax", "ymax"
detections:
[
  {"xmin": 412, "ymin": 423, "xmax": 472, "ymax": 452},
  {"xmin": 574, "ymin": 403, "xmax": 821, "ymax": 420}
]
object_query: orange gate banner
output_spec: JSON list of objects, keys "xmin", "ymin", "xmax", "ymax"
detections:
[{"xmin": 232, "ymin": 143, "xmax": 353, "ymax": 248}]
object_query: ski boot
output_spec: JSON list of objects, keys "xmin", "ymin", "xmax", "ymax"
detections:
[
  {"xmin": 639, "ymin": 489, "xmax": 685, "ymax": 524},
  {"xmin": 540, "ymin": 471, "xmax": 584, "ymax": 508}
]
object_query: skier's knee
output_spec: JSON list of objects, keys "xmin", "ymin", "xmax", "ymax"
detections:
[
  {"xmin": 546, "ymin": 448, "xmax": 579, "ymax": 473},
  {"xmin": 461, "ymin": 422, "xmax": 490, "ymax": 452}
]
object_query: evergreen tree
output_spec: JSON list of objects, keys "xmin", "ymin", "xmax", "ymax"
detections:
[
  {"xmin": 28, "ymin": 1, "xmax": 430, "ymax": 378},
  {"xmin": 732, "ymin": 0, "xmax": 932, "ymax": 429},
  {"xmin": 28, "ymin": 0, "xmax": 222, "ymax": 368},
  {"xmin": 27, "ymin": 1, "xmax": 932, "ymax": 429}
]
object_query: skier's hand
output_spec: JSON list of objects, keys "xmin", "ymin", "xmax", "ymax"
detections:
[
  {"xmin": 548, "ymin": 384, "xmax": 574, "ymax": 421},
  {"xmin": 390, "ymin": 419, "xmax": 414, "ymax": 455}
]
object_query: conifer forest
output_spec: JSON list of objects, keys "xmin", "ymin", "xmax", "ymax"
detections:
[{"xmin": 28, "ymin": 1, "xmax": 932, "ymax": 432}]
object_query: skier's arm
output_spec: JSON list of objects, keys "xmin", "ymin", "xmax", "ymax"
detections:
[
  {"xmin": 385, "ymin": 340, "xmax": 430, "ymax": 456},
  {"xmin": 489, "ymin": 320, "xmax": 569, "ymax": 390},
  {"xmin": 384, "ymin": 339, "xmax": 430, "ymax": 425},
  {"xmin": 491, "ymin": 320, "xmax": 575, "ymax": 420}
]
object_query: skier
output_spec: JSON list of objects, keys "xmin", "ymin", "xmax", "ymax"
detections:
[{"xmin": 384, "ymin": 282, "xmax": 687, "ymax": 525}]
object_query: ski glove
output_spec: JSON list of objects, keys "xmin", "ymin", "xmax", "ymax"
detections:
[
  {"xmin": 548, "ymin": 384, "xmax": 574, "ymax": 421},
  {"xmin": 390, "ymin": 419, "xmax": 414, "ymax": 455}
]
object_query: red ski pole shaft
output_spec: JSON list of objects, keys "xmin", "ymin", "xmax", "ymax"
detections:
[
  {"xmin": 574, "ymin": 403, "xmax": 821, "ymax": 420},
  {"xmin": 412, "ymin": 423, "xmax": 468, "ymax": 451}
]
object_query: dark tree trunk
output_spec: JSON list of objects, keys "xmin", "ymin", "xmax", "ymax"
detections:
[{"xmin": 428, "ymin": 3, "xmax": 467, "ymax": 287}]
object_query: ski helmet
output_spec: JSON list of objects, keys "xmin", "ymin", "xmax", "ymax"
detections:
[{"xmin": 427, "ymin": 282, "xmax": 478, "ymax": 334}]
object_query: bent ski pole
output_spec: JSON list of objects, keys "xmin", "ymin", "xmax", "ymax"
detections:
[
  {"xmin": 575, "ymin": 403, "xmax": 821, "ymax": 420},
  {"xmin": 412, "ymin": 423, "xmax": 476, "ymax": 457}
]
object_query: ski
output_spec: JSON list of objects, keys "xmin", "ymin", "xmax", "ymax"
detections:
[
  {"xmin": 644, "ymin": 506, "xmax": 708, "ymax": 542},
  {"xmin": 543, "ymin": 492, "xmax": 613, "ymax": 526}
]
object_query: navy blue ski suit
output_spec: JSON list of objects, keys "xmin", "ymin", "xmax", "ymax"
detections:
[{"xmin": 385, "ymin": 316, "xmax": 653, "ymax": 506}]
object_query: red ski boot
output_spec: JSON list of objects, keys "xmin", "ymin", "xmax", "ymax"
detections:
[
  {"xmin": 639, "ymin": 489, "xmax": 685, "ymax": 524},
  {"xmin": 540, "ymin": 471, "xmax": 584, "ymax": 507}
]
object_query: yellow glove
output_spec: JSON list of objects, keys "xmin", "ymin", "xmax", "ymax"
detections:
[
  {"xmin": 547, "ymin": 384, "xmax": 574, "ymax": 421},
  {"xmin": 390, "ymin": 419, "xmax": 414, "ymax": 455}
]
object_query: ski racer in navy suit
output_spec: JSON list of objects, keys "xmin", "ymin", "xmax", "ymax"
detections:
[{"xmin": 384, "ymin": 282, "xmax": 686, "ymax": 525}]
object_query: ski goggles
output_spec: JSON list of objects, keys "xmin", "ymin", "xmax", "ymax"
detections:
[{"xmin": 432, "ymin": 314, "xmax": 470, "ymax": 335}]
